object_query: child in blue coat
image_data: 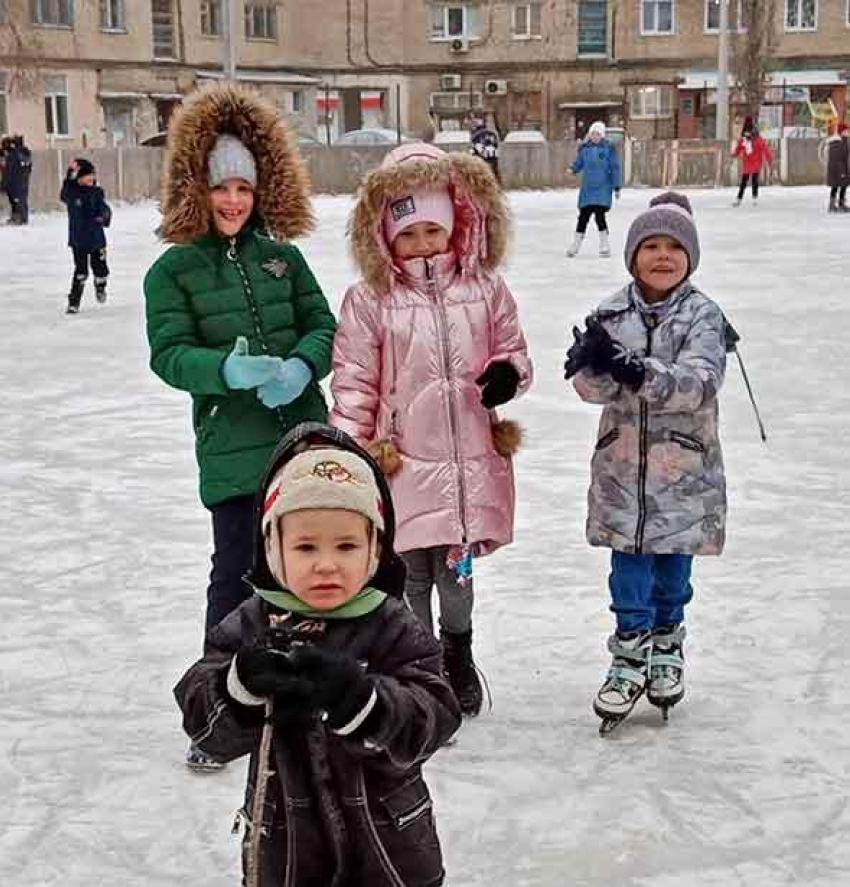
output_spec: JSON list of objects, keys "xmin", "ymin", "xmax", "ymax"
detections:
[
  {"xmin": 60, "ymin": 158, "xmax": 112, "ymax": 314},
  {"xmin": 567, "ymin": 121, "xmax": 622, "ymax": 258}
]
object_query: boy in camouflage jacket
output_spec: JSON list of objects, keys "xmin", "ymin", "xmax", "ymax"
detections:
[{"xmin": 564, "ymin": 192, "xmax": 727, "ymax": 729}]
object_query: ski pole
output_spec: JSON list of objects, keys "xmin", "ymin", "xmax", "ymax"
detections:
[
  {"xmin": 734, "ymin": 349, "xmax": 767, "ymax": 443},
  {"xmin": 246, "ymin": 699, "xmax": 276, "ymax": 887}
]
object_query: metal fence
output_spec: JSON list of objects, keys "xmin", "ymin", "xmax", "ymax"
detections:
[{"xmin": 4, "ymin": 138, "xmax": 830, "ymax": 214}]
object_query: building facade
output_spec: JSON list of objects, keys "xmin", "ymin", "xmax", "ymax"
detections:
[{"xmin": 1, "ymin": 1, "xmax": 848, "ymax": 149}]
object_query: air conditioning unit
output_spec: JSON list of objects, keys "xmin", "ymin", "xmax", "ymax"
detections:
[
  {"xmin": 440, "ymin": 73, "xmax": 463, "ymax": 91},
  {"xmin": 450, "ymin": 38, "xmax": 470, "ymax": 54},
  {"xmin": 429, "ymin": 91, "xmax": 484, "ymax": 112},
  {"xmin": 485, "ymin": 79, "xmax": 508, "ymax": 96}
]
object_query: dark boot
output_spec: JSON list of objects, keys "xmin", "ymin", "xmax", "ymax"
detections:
[
  {"xmin": 94, "ymin": 276, "xmax": 108, "ymax": 304},
  {"xmin": 66, "ymin": 275, "xmax": 85, "ymax": 314},
  {"xmin": 441, "ymin": 629, "xmax": 483, "ymax": 716}
]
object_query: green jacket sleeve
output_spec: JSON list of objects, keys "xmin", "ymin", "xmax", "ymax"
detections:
[
  {"xmin": 143, "ymin": 251, "xmax": 230, "ymax": 396},
  {"xmin": 285, "ymin": 246, "xmax": 337, "ymax": 381}
]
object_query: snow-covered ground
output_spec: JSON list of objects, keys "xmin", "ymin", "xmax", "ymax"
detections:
[{"xmin": 2, "ymin": 186, "xmax": 848, "ymax": 887}]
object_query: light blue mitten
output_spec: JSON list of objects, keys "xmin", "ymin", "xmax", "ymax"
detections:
[
  {"xmin": 221, "ymin": 336, "xmax": 284, "ymax": 390},
  {"xmin": 256, "ymin": 357, "xmax": 312, "ymax": 408}
]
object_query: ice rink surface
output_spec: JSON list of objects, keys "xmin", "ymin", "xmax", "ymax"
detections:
[{"xmin": 1, "ymin": 185, "xmax": 848, "ymax": 886}]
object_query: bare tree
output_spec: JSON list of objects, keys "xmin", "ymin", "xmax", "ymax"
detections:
[
  {"xmin": 731, "ymin": 0, "xmax": 780, "ymax": 118},
  {"xmin": 0, "ymin": 0, "xmax": 46, "ymax": 100}
]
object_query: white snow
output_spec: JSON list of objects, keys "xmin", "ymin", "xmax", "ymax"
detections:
[{"xmin": 1, "ymin": 186, "xmax": 848, "ymax": 887}]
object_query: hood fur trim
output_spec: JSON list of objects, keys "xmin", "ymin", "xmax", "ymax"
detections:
[
  {"xmin": 349, "ymin": 148, "xmax": 510, "ymax": 294},
  {"xmin": 158, "ymin": 82, "xmax": 314, "ymax": 243}
]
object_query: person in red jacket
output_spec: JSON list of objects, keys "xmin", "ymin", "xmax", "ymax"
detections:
[{"xmin": 731, "ymin": 117, "xmax": 773, "ymax": 207}]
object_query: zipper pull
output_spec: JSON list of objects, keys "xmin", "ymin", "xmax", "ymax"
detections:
[{"xmin": 226, "ymin": 237, "xmax": 237, "ymax": 261}]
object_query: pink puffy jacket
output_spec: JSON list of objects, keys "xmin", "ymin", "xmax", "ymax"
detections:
[{"xmin": 330, "ymin": 144, "xmax": 532, "ymax": 555}]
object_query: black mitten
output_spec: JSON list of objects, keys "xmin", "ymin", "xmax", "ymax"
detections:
[
  {"xmin": 609, "ymin": 349, "xmax": 646, "ymax": 391},
  {"xmin": 288, "ymin": 646, "xmax": 375, "ymax": 733},
  {"xmin": 475, "ymin": 360, "xmax": 520, "ymax": 408},
  {"xmin": 234, "ymin": 645, "xmax": 299, "ymax": 698},
  {"xmin": 582, "ymin": 317, "xmax": 618, "ymax": 374},
  {"xmin": 564, "ymin": 325, "xmax": 589, "ymax": 379}
]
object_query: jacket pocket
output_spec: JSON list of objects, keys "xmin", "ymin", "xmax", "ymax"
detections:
[
  {"xmin": 366, "ymin": 775, "xmax": 444, "ymax": 886},
  {"xmin": 595, "ymin": 427, "xmax": 620, "ymax": 451},
  {"xmin": 669, "ymin": 430, "xmax": 705, "ymax": 453}
]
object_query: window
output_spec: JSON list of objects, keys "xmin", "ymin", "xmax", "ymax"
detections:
[
  {"xmin": 785, "ymin": 0, "xmax": 816, "ymax": 30},
  {"xmin": 630, "ymin": 85, "xmax": 674, "ymax": 118},
  {"xmin": 245, "ymin": 2, "xmax": 277, "ymax": 40},
  {"xmin": 31, "ymin": 0, "xmax": 74, "ymax": 26},
  {"xmin": 44, "ymin": 74, "xmax": 70, "ymax": 137},
  {"xmin": 641, "ymin": 0, "xmax": 673, "ymax": 34},
  {"xmin": 577, "ymin": 0, "xmax": 607, "ymax": 54},
  {"xmin": 152, "ymin": 0, "xmax": 176, "ymax": 58},
  {"xmin": 291, "ymin": 90, "xmax": 304, "ymax": 114},
  {"xmin": 201, "ymin": 0, "xmax": 222, "ymax": 36},
  {"xmin": 512, "ymin": 3, "xmax": 542, "ymax": 38},
  {"xmin": 0, "ymin": 73, "xmax": 7, "ymax": 135},
  {"xmin": 100, "ymin": 0, "xmax": 125, "ymax": 31},
  {"xmin": 430, "ymin": 3, "xmax": 479, "ymax": 39},
  {"xmin": 705, "ymin": 0, "xmax": 747, "ymax": 31}
]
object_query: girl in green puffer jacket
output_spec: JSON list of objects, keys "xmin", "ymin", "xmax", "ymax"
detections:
[{"xmin": 143, "ymin": 83, "xmax": 336, "ymax": 770}]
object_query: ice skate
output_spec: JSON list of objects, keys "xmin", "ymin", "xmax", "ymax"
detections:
[
  {"xmin": 95, "ymin": 277, "xmax": 108, "ymax": 304},
  {"xmin": 828, "ymin": 197, "xmax": 838, "ymax": 213},
  {"xmin": 647, "ymin": 623, "xmax": 686, "ymax": 719},
  {"xmin": 566, "ymin": 232, "xmax": 584, "ymax": 258},
  {"xmin": 186, "ymin": 743, "xmax": 226, "ymax": 772},
  {"xmin": 731, "ymin": 199, "xmax": 741, "ymax": 207},
  {"xmin": 65, "ymin": 304, "xmax": 80, "ymax": 315},
  {"xmin": 66, "ymin": 275, "xmax": 85, "ymax": 315},
  {"xmin": 594, "ymin": 630, "xmax": 652, "ymax": 736},
  {"xmin": 441, "ymin": 629, "xmax": 483, "ymax": 717},
  {"xmin": 598, "ymin": 230, "xmax": 611, "ymax": 257}
]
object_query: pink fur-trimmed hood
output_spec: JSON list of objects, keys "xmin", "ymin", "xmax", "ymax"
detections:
[{"xmin": 348, "ymin": 142, "xmax": 510, "ymax": 295}]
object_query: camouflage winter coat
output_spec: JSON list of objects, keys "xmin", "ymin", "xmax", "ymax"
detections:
[{"xmin": 573, "ymin": 281, "xmax": 727, "ymax": 555}]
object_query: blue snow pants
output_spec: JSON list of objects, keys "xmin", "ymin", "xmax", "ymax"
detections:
[{"xmin": 608, "ymin": 551, "xmax": 693, "ymax": 634}]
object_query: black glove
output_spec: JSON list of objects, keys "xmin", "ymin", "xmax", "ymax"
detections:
[
  {"xmin": 233, "ymin": 644, "xmax": 316, "ymax": 725},
  {"xmin": 475, "ymin": 360, "xmax": 520, "ymax": 408},
  {"xmin": 564, "ymin": 325, "xmax": 589, "ymax": 379},
  {"xmin": 288, "ymin": 646, "xmax": 375, "ymax": 732},
  {"xmin": 583, "ymin": 317, "xmax": 645, "ymax": 392}
]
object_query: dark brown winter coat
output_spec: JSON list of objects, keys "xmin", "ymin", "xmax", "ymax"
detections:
[
  {"xmin": 174, "ymin": 424, "xmax": 461, "ymax": 887},
  {"xmin": 826, "ymin": 135, "xmax": 850, "ymax": 188}
]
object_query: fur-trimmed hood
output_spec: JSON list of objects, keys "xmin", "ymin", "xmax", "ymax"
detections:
[
  {"xmin": 158, "ymin": 82, "xmax": 314, "ymax": 244},
  {"xmin": 349, "ymin": 142, "xmax": 510, "ymax": 294}
]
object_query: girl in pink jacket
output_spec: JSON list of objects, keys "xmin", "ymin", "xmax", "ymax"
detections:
[{"xmin": 330, "ymin": 143, "xmax": 532, "ymax": 716}]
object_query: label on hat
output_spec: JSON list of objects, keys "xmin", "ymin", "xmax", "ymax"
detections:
[{"xmin": 390, "ymin": 196, "xmax": 416, "ymax": 221}]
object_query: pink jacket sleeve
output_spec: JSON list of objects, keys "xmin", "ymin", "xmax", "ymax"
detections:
[
  {"xmin": 488, "ymin": 276, "xmax": 533, "ymax": 396},
  {"xmin": 329, "ymin": 286, "xmax": 382, "ymax": 442}
]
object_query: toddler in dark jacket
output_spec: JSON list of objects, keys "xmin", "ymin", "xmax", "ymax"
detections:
[
  {"xmin": 175, "ymin": 422, "xmax": 461, "ymax": 887},
  {"xmin": 60, "ymin": 158, "xmax": 112, "ymax": 314}
]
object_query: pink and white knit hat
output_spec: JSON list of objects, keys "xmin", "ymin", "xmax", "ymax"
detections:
[{"xmin": 383, "ymin": 188, "xmax": 455, "ymax": 244}]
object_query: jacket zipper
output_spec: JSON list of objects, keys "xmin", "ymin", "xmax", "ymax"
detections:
[
  {"xmin": 635, "ymin": 314, "xmax": 656, "ymax": 553},
  {"xmin": 358, "ymin": 770, "xmax": 406, "ymax": 887},
  {"xmin": 426, "ymin": 259, "xmax": 469, "ymax": 543},
  {"xmin": 227, "ymin": 236, "xmax": 287, "ymax": 428},
  {"xmin": 396, "ymin": 798, "xmax": 433, "ymax": 829}
]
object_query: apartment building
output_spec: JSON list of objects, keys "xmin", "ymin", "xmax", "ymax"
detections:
[
  {"xmin": 0, "ymin": 0, "xmax": 320, "ymax": 149},
  {"xmin": 1, "ymin": 2, "xmax": 848, "ymax": 149}
]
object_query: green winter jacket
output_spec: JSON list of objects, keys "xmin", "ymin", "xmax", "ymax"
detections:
[{"xmin": 144, "ymin": 227, "xmax": 337, "ymax": 507}]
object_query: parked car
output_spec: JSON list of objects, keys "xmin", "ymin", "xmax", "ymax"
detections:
[
  {"xmin": 334, "ymin": 127, "xmax": 414, "ymax": 146},
  {"xmin": 433, "ymin": 129, "xmax": 472, "ymax": 148},
  {"xmin": 502, "ymin": 129, "xmax": 546, "ymax": 144}
]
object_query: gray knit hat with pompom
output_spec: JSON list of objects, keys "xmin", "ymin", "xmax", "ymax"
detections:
[{"xmin": 624, "ymin": 191, "xmax": 700, "ymax": 274}]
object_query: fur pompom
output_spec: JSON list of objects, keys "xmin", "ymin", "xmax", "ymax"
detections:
[
  {"xmin": 367, "ymin": 439, "xmax": 403, "ymax": 476},
  {"xmin": 492, "ymin": 419, "xmax": 523, "ymax": 457}
]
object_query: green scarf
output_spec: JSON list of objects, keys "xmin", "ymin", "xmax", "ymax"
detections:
[{"xmin": 253, "ymin": 585, "xmax": 387, "ymax": 619}]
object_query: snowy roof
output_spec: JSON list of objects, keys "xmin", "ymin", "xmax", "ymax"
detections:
[
  {"xmin": 196, "ymin": 69, "xmax": 321, "ymax": 86},
  {"xmin": 679, "ymin": 69, "xmax": 848, "ymax": 90}
]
